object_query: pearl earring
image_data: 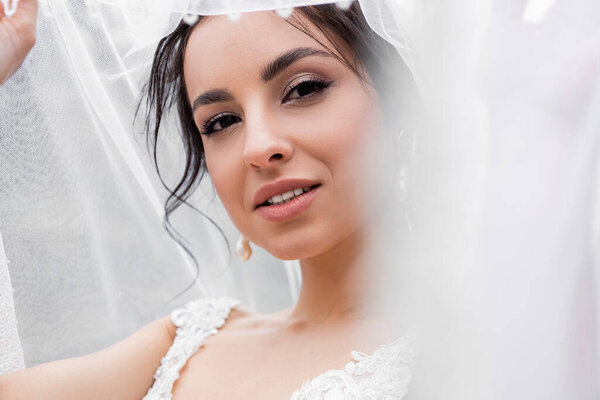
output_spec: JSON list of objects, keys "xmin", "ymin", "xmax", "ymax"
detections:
[{"xmin": 235, "ymin": 235, "xmax": 252, "ymax": 261}]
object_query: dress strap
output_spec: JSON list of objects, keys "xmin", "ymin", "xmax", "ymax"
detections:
[{"xmin": 143, "ymin": 297, "xmax": 240, "ymax": 400}]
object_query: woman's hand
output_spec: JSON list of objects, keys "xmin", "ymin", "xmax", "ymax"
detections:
[{"xmin": 0, "ymin": 0, "xmax": 38, "ymax": 86}]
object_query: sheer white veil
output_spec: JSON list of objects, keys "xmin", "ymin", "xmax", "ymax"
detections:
[{"xmin": 1, "ymin": 0, "xmax": 599, "ymax": 398}]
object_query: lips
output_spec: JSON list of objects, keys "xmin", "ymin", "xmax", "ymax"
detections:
[
  {"xmin": 255, "ymin": 184, "xmax": 321, "ymax": 222},
  {"xmin": 253, "ymin": 179, "xmax": 321, "ymax": 210}
]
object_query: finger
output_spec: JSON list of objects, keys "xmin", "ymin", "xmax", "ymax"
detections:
[
  {"xmin": 14, "ymin": 0, "xmax": 38, "ymax": 25},
  {"xmin": 18, "ymin": 0, "xmax": 38, "ymax": 14},
  {"xmin": 7, "ymin": 0, "xmax": 38, "ymax": 49},
  {"xmin": 0, "ymin": 1, "xmax": 6, "ymax": 20}
]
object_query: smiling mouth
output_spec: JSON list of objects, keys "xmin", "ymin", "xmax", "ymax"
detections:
[{"xmin": 257, "ymin": 184, "xmax": 321, "ymax": 208}]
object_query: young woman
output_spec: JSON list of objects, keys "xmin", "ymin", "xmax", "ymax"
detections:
[{"xmin": 0, "ymin": 2, "xmax": 416, "ymax": 399}]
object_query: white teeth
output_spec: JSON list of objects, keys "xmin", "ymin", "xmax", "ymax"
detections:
[
  {"xmin": 282, "ymin": 190, "xmax": 295, "ymax": 201},
  {"xmin": 265, "ymin": 186, "xmax": 313, "ymax": 206}
]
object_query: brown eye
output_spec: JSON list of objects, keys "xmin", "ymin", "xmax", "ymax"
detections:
[
  {"xmin": 200, "ymin": 113, "xmax": 241, "ymax": 135},
  {"xmin": 283, "ymin": 78, "xmax": 333, "ymax": 103}
]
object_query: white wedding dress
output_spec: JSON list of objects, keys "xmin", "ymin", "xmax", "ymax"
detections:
[{"xmin": 142, "ymin": 297, "xmax": 414, "ymax": 400}]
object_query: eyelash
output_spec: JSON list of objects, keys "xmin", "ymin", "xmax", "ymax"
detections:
[{"xmin": 199, "ymin": 77, "xmax": 333, "ymax": 136}]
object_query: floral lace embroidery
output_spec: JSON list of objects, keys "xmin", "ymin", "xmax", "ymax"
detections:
[
  {"xmin": 143, "ymin": 297, "xmax": 415, "ymax": 400},
  {"xmin": 142, "ymin": 297, "xmax": 240, "ymax": 400},
  {"xmin": 290, "ymin": 330, "xmax": 416, "ymax": 400}
]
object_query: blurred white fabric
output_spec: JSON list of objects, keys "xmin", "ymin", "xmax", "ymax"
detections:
[
  {"xmin": 472, "ymin": 0, "xmax": 600, "ymax": 397},
  {"xmin": 0, "ymin": 228, "xmax": 25, "ymax": 374}
]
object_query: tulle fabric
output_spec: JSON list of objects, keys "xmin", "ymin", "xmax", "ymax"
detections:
[
  {"xmin": 0, "ymin": 230, "xmax": 24, "ymax": 374},
  {"xmin": 0, "ymin": 0, "xmax": 599, "ymax": 398}
]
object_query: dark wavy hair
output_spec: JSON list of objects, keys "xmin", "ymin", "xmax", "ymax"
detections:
[{"xmin": 140, "ymin": 3, "xmax": 415, "ymax": 276}]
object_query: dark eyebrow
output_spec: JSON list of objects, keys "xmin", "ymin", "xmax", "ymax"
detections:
[
  {"xmin": 192, "ymin": 89, "xmax": 234, "ymax": 112},
  {"xmin": 191, "ymin": 47, "xmax": 332, "ymax": 112},
  {"xmin": 260, "ymin": 47, "xmax": 333, "ymax": 82}
]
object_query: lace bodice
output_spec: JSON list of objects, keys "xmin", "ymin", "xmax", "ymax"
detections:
[{"xmin": 143, "ymin": 297, "xmax": 414, "ymax": 400}]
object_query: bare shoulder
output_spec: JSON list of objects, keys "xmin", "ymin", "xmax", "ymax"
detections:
[
  {"xmin": 0, "ymin": 300, "xmax": 263, "ymax": 400},
  {"xmin": 0, "ymin": 315, "xmax": 177, "ymax": 400},
  {"xmin": 159, "ymin": 313, "xmax": 177, "ymax": 340},
  {"xmin": 226, "ymin": 304, "xmax": 263, "ymax": 328}
]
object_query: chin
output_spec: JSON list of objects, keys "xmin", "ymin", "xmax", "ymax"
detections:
[
  {"xmin": 261, "ymin": 234, "xmax": 335, "ymax": 261},
  {"xmin": 264, "ymin": 242, "xmax": 313, "ymax": 261}
]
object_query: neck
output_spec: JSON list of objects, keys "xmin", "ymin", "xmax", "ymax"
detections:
[{"xmin": 289, "ymin": 224, "xmax": 386, "ymax": 325}]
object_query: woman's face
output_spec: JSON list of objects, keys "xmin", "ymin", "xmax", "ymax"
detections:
[{"xmin": 184, "ymin": 10, "xmax": 386, "ymax": 260}]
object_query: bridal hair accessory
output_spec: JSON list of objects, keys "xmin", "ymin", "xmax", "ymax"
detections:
[
  {"xmin": 180, "ymin": 0, "xmax": 355, "ymax": 25},
  {"xmin": 235, "ymin": 235, "xmax": 252, "ymax": 261}
]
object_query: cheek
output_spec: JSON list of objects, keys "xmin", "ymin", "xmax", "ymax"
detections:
[
  {"xmin": 316, "ymin": 82, "xmax": 382, "ymax": 160},
  {"xmin": 311, "ymin": 85, "xmax": 385, "ymax": 207},
  {"xmin": 203, "ymin": 139, "xmax": 246, "ymax": 220}
]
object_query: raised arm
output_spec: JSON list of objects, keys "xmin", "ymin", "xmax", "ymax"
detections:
[
  {"xmin": 0, "ymin": 316, "xmax": 176, "ymax": 400},
  {"xmin": 0, "ymin": 0, "xmax": 37, "ymax": 85}
]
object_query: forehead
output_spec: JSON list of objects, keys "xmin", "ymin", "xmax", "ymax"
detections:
[{"xmin": 183, "ymin": 11, "xmax": 343, "ymax": 91}]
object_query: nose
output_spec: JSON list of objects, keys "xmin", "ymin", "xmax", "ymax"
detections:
[{"xmin": 242, "ymin": 112, "xmax": 293, "ymax": 170}]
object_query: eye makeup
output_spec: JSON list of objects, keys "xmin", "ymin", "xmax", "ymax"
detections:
[
  {"xmin": 198, "ymin": 75, "xmax": 334, "ymax": 136},
  {"xmin": 282, "ymin": 76, "xmax": 333, "ymax": 104}
]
